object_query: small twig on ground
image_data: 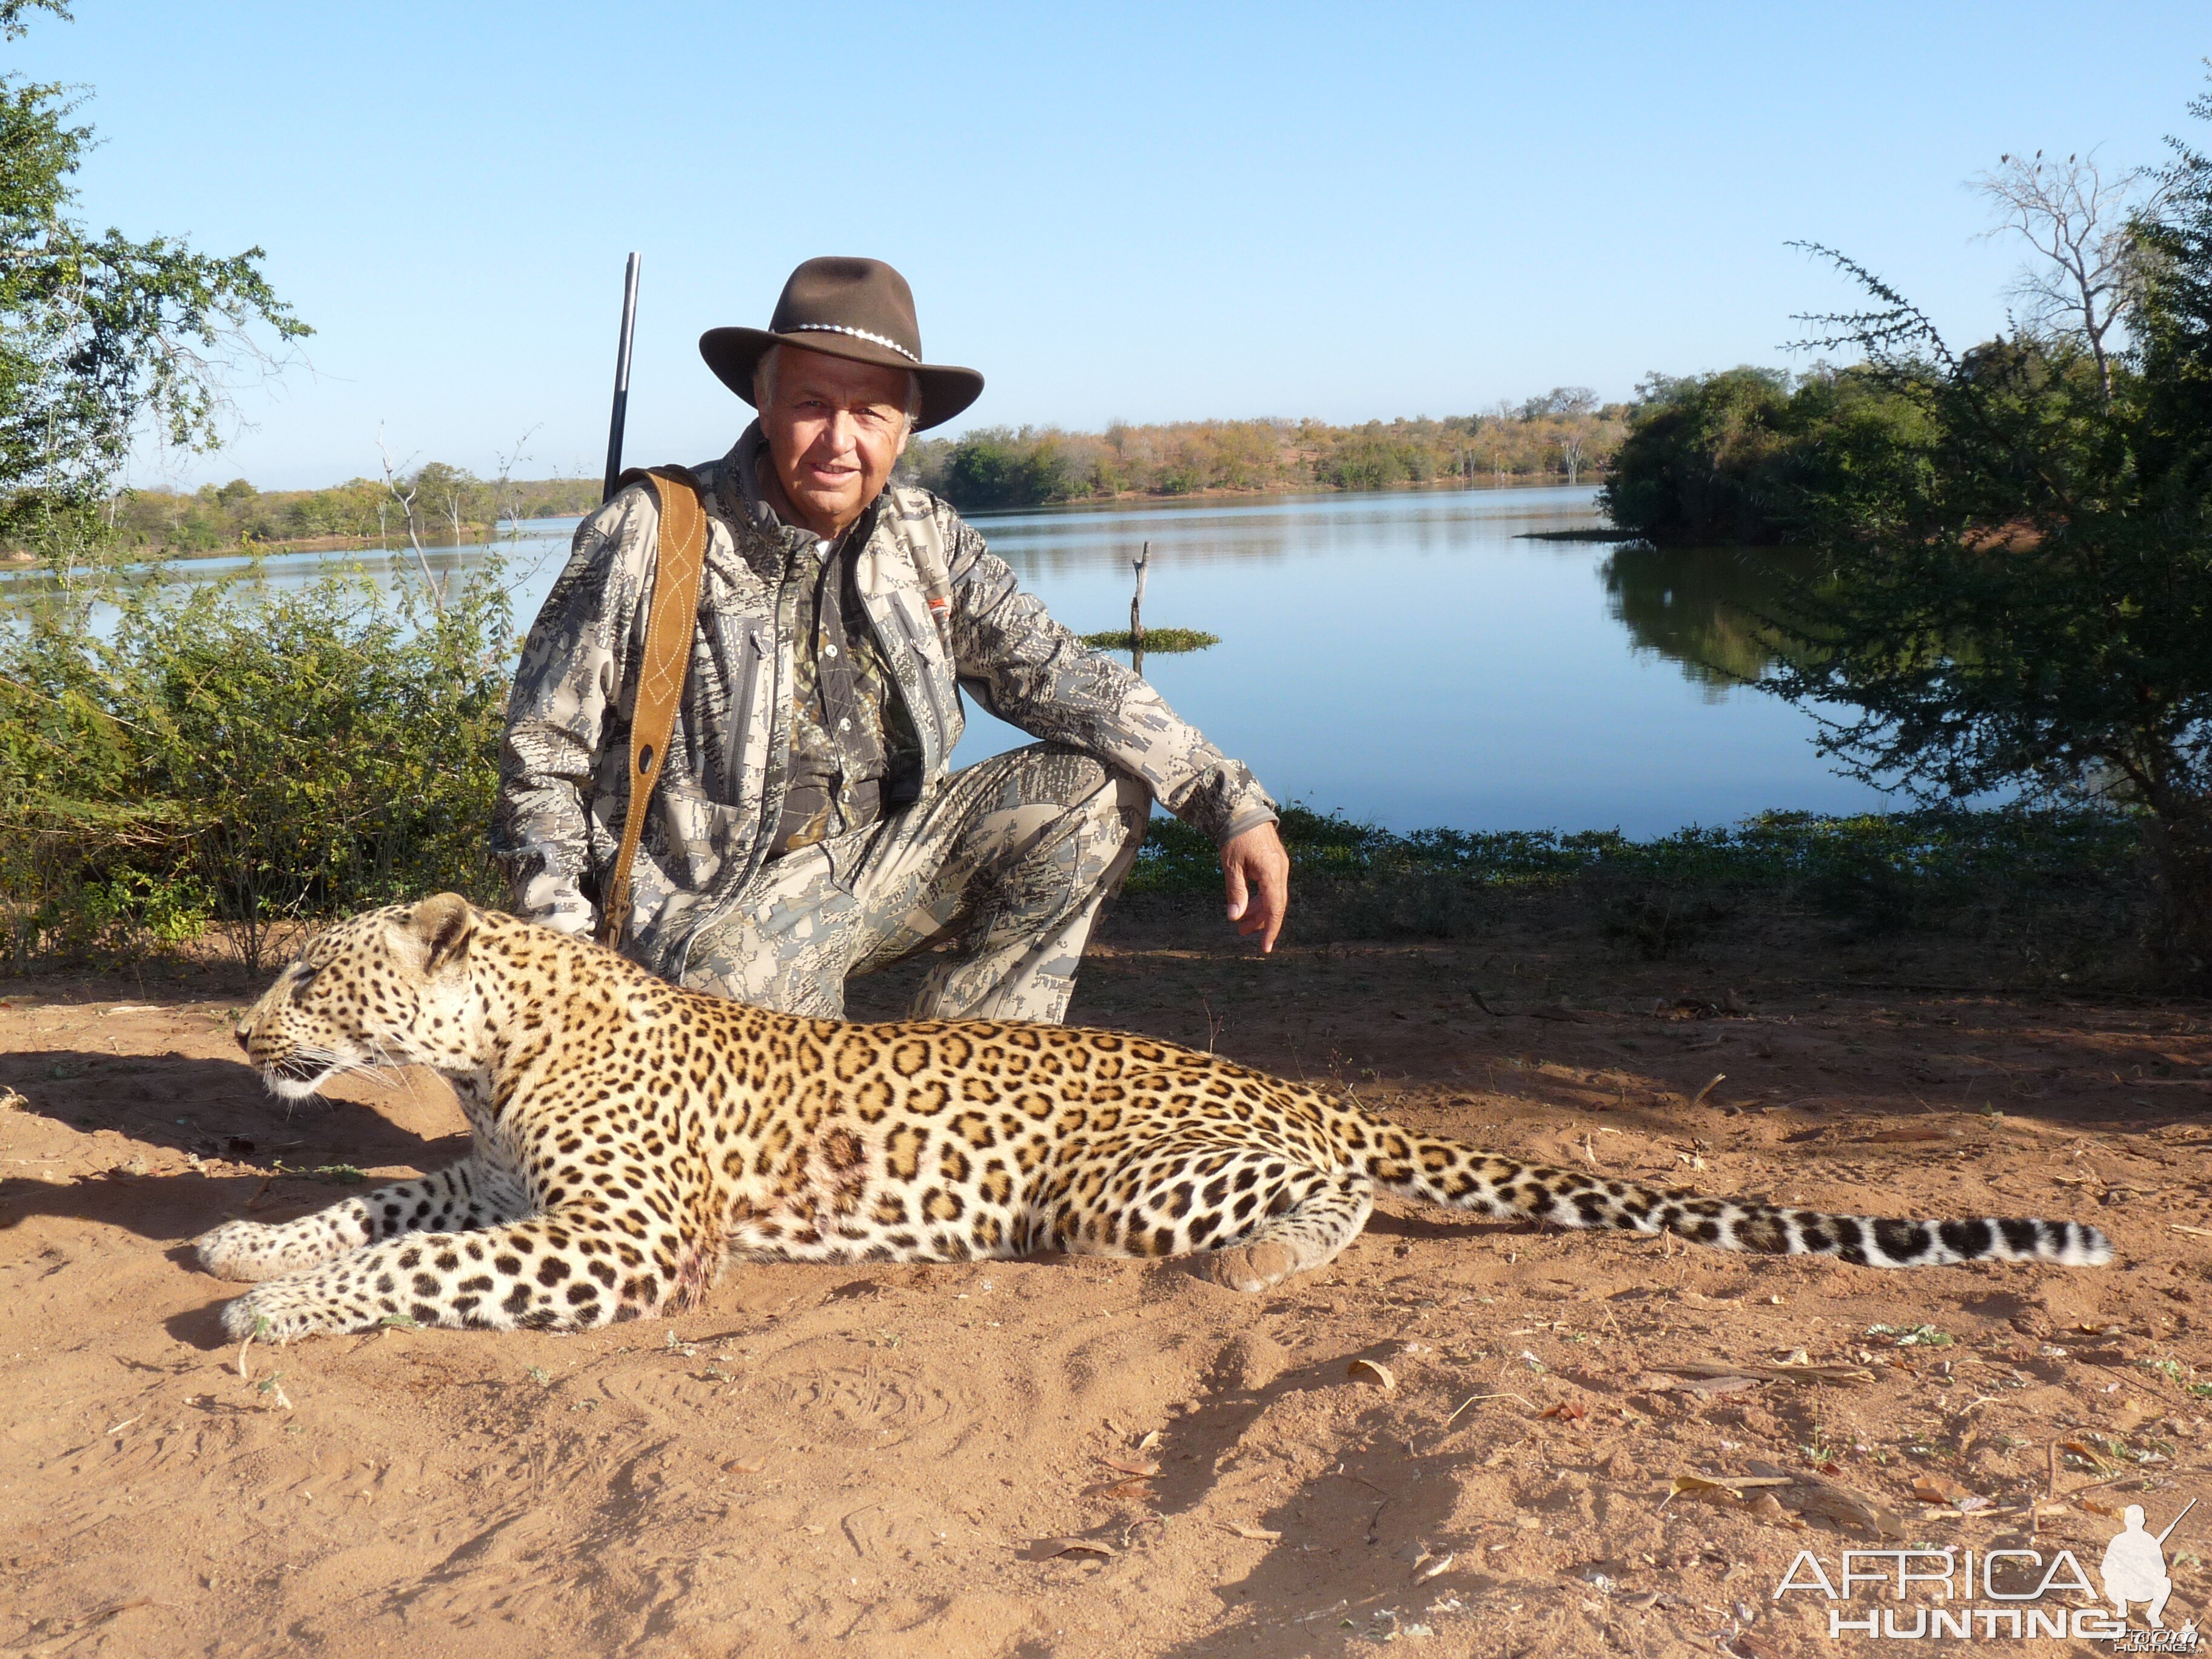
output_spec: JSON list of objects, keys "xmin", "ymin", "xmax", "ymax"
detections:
[{"xmin": 1439, "ymin": 1391, "xmax": 1536, "ymax": 1432}]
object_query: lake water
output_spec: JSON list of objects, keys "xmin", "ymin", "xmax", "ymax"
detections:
[{"xmin": 0, "ymin": 486, "xmax": 1893, "ymax": 836}]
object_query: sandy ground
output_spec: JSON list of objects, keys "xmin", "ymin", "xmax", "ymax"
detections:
[{"xmin": 2, "ymin": 899, "xmax": 2209, "ymax": 1658}]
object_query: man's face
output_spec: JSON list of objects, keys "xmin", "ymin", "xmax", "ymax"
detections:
[{"xmin": 757, "ymin": 346, "xmax": 911, "ymax": 540}]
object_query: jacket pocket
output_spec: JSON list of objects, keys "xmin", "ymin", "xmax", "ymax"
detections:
[
  {"xmin": 885, "ymin": 588, "xmax": 962, "ymax": 767},
  {"xmin": 716, "ymin": 617, "xmax": 773, "ymax": 806}
]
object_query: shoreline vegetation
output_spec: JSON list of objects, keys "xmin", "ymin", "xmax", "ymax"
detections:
[
  {"xmin": 16, "ymin": 393, "xmax": 1630, "ymax": 565},
  {"xmin": 0, "ymin": 546, "xmax": 2155, "ymax": 984}
]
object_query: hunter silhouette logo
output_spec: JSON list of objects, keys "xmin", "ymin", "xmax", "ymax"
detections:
[
  {"xmin": 2103, "ymin": 1501, "xmax": 2196, "ymax": 1634},
  {"xmin": 1773, "ymin": 1497, "xmax": 2199, "ymax": 1644}
]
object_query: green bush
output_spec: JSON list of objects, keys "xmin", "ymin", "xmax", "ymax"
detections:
[
  {"xmin": 1600, "ymin": 367, "xmax": 1935, "ymax": 547},
  {"xmin": 1077, "ymin": 628, "xmax": 1219, "ymax": 654},
  {"xmin": 937, "ymin": 427, "xmax": 1087, "ymax": 510},
  {"xmin": 1, "ymin": 561, "xmax": 512, "ymax": 971},
  {"xmin": 1125, "ymin": 801, "xmax": 2147, "ymax": 962}
]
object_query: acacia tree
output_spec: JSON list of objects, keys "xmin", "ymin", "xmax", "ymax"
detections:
[
  {"xmin": 0, "ymin": 2, "xmax": 307, "ymax": 561},
  {"xmin": 1764, "ymin": 96, "xmax": 2212, "ymax": 976}
]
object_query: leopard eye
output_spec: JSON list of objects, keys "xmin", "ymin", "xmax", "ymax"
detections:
[{"xmin": 291, "ymin": 965, "xmax": 321, "ymax": 993}]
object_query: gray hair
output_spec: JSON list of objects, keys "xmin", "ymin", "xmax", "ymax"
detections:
[{"xmin": 753, "ymin": 343, "xmax": 923, "ymax": 427}]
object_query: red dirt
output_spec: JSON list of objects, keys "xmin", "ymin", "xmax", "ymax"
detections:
[{"xmin": 2, "ymin": 907, "xmax": 2208, "ymax": 1657}]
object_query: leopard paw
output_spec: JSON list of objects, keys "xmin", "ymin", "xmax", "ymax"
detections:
[
  {"xmin": 197, "ymin": 1220, "xmax": 294, "ymax": 1282},
  {"xmin": 197, "ymin": 1218, "xmax": 358, "ymax": 1282},
  {"xmin": 218, "ymin": 1281, "xmax": 361, "ymax": 1343},
  {"xmin": 1207, "ymin": 1240, "xmax": 1298, "ymax": 1293}
]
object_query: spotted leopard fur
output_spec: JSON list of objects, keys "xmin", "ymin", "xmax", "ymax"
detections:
[{"xmin": 195, "ymin": 895, "xmax": 2112, "ymax": 1340}]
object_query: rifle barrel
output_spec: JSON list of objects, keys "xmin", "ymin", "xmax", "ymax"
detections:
[
  {"xmin": 601, "ymin": 252, "xmax": 642, "ymax": 501},
  {"xmin": 2155, "ymin": 1496, "xmax": 2197, "ymax": 1546}
]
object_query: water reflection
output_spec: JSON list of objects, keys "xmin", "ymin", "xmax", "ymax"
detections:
[{"xmin": 1600, "ymin": 542, "xmax": 1806, "ymax": 700}]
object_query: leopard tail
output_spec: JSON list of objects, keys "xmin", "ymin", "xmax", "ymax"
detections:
[{"xmin": 1350, "ymin": 1126, "xmax": 2111, "ymax": 1268}]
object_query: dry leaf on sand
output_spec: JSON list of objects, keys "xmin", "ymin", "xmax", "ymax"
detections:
[
  {"xmin": 1222, "ymin": 1521, "xmax": 1282, "ymax": 1541},
  {"xmin": 1347, "ymin": 1359, "xmax": 1396, "ymax": 1392},
  {"xmin": 1540, "ymin": 1399, "xmax": 1589, "ymax": 1422},
  {"xmin": 1912, "ymin": 1475, "xmax": 1970, "ymax": 1505},
  {"xmin": 1039, "ymin": 1538, "xmax": 1116, "ymax": 1558},
  {"xmin": 1669, "ymin": 1473, "xmax": 1793, "ymax": 1503},
  {"xmin": 1099, "ymin": 1457, "xmax": 1160, "ymax": 1478}
]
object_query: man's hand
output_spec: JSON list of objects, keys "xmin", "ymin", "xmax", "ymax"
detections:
[{"xmin": 1221, "ymin": 821, "xmax": 1290, "ymax": 953}]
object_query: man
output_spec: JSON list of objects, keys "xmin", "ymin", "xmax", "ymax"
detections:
[{"xmin": 494, "ymin": 256, "xmax": 1289, "ymax": 1022}]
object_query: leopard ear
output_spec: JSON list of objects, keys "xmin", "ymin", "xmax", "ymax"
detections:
[{"xmin": 412, "ymin": 893, "xmax": 475, "ymax": 974}]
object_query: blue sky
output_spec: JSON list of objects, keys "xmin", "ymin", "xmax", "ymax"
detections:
[{"xmin": 17, "ymin": 2, "xmax": 2208, "ymax": 490}]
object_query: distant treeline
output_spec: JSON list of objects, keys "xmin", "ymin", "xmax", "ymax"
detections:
[
  {"xmin": 900, "ymin": 390, "xmax": 1629, "ymax": 510},
  {"xmin": 107, "ymin": 469, "xmax": 605, "ymax": 555},
  {"xmin": 96, "ymin": 389, "xmax": 1629, "ymax": 555}
]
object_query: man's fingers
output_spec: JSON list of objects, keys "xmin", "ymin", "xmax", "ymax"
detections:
[
  {"xmin": 1245, "ymin": 857, "xmax": 1285, "ymax": 952},
  {"xmin": 1255, "ymin": 861, "xmax": 1286, "ymax": 953},
  {"xmin": 1224, "ymin": 857, "xmax": 1249, "ymax": 922}
]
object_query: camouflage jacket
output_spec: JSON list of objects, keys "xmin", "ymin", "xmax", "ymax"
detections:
[{"xmin": 492, "ymin": 424, "xmax": 1277, "ymax": 980}]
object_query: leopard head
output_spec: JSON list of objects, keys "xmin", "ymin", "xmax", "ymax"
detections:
[{"xmin": 236, "ymin": 893, "xmax": 489, "ymax": 1100}]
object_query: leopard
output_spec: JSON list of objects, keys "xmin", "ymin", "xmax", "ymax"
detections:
[{"xmin": 196, "ymin": 894, "xmax": 2112, "ymax": 1341}]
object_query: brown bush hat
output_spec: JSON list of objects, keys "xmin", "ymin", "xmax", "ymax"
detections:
[{"xmin": 700, "ymin": 257, "xmax": 984, "ymax": 432}]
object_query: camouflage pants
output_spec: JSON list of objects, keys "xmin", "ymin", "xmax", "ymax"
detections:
[{"xmin": 679, "ymin": 743, "xmax": 1150, "ymax": 1022}]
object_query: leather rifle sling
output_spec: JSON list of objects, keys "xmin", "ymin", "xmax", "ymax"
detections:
[{"xmin": 597, "ymin": 467, "xmax": 707, "ymax": 950}]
